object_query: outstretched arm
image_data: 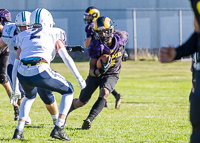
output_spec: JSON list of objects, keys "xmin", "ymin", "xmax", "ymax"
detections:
[
  {"xmin": 159, "ymin": 32, "xmax": 198, "ymax": 63},
  {"xmin": 10, "ymin": 47, "xmax": 21, "ymax": 105},
  {"xmin": 56, "ymin": 40, "xmax": 86, "ymax": 90},
  {"xmin": 159, "ymin": 46, "xmax": 176, "ymax": 63},
  {"xmin": 174, "ymin": 32, "xmax": 198, "ymax": 60}
]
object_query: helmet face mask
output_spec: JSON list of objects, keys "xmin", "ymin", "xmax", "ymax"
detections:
[
  {"xmin": 84, "ymin": 6, "xmax": 100, "ymax": 24},
  {"xmin": 83, "ymin": 13, "xmax": 93, "ymax": 24},
  {"xmin": 30, "ymin": 8, "xmax": 55, "ymax": 29},
  {"xmin": 15, "ymin": 11, "xmax": 31, "ymax": 33},
  {"xmin": 94, "ymin": 16, "xmax": 114, "ymax": 44}
]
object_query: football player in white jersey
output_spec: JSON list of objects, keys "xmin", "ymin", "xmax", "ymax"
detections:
[
  {"xmin": 3, "ymin": 11, "xmax": 60, "ymax": 125},
  {"xmin": 11, "ymin": 8, "xmax": 86, "ymax": 141}
]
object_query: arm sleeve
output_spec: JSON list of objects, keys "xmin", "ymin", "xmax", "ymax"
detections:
[
  {"xmin": 58, "ymin": 47, "xmax": 82, "ymax": 80},
  {"xmin": 12, "ymin": 59, "xmax": 20, "ymax": 93},
  {"xmin": 174, "ymin": 32, "xmax": 198, "ymax": 60}
]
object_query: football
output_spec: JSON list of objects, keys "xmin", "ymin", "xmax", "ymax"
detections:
[{"xmin": 96, "ymin": 54, "xmax": 111, "ymax": 69}]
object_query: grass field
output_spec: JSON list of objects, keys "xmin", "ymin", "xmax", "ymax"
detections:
[{"xmin": 0, "ymin": 60, "xmax": 192, "ymax": 142}]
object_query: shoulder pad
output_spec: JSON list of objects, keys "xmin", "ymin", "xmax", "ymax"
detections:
[
  {"xmin": 114, "ymin": 30, "xmax": 129, "ymax": 46},
  {"xmin": 2, "ymin": 23, "xmax": 17, "ymax": 38}
]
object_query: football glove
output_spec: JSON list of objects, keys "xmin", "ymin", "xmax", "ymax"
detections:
[
  {"xmin": 122, "ymin": 50, "xmax": 128, "ymax": 61},
  {"xmin": 66, "ymin": 45, "xmax": 84, "ymax": 53},
  {"xmin": 99, "ymin": 56, "xmax": 112, "ymax": 74},
  {"xmin": 10, "ymin": 91, "xmax": 21, "ymax": 105}
]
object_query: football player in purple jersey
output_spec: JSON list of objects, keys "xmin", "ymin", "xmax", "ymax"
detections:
[
  {"xmin": 68, "ymin": 16, "xmax": 129, "ymax": 129},
  {"xmin": 84, "ymin": 6, "xmax": 124, "ymax": 109}
]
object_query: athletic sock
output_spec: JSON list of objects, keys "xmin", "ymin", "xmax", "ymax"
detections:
[
  {"xmin": 51, "ymin": 113, "xmax": 58, "ymax": 125},
  {"xmin": 56, "ymin": 118, "xmax": 65, "ymax": 127},
  {"xmin": 87, "ymin": 97, "xmax": 106, "ymax": 122},
  {"xmin": 17, "ymin": 121, "xmax": 25, "ymax": 130},
  {"xmin": 111, "ymin": 89, "xmax": 118, "ymax": 97}
]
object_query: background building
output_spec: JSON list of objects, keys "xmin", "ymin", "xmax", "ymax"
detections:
[{"xmin": 1, "ymin": 0, "xmax": 193, "ymax": 60}]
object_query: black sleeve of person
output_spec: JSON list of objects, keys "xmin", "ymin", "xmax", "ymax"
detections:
[
  {"xmin": 174, "ymin": 32, "xmax": 198, "ymax": 60},
  {"xmin": 66, "ymin": 45, "xmax": 84, "ymax": 53}
]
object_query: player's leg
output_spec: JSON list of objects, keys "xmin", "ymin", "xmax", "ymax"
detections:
[
  {"xmin": 0, "ymin": 51, "xmax": 10, "ymax": 97},
  {"xmin": 30, "ymin": 67, "xmax": 73, "ymax": 141},
  {"xmin": 82, "ymin": 75, "xmax": 118, "ymax": 129},
  {"xmin": 12, "ymin": 77, "xmax": 37, "ymax": 139},
  {"xmin": 82, "ymin": 87, "xmax": 109, "ymax": 130},
  {"xmin": 37, "ymin": 88, "xmax": 58, "ymax": 125},
  {"xmin": 16, "ymin": 84, "xmax": 31, "ymax": 126},
  {"xmin": 0, "ymin": 52, "xmax": 21, "ymax": 121},
  {"xmin": 50, "ymin": 92, "xmax": 73, "ymax": 141},
  {"xmin": 40, "ymin": 73, "xmax": 73, "ymax": 141},
  {"xmin": 68, "ymin": 75, "xmax": 100, "ymax": 114},
  {"xmin": 1, "ymin": 80, "xmax": 12, "ymax": 97},
  {"xmin": 111, "ymin": 89, "xmax": 123, "ymax": 109},
  {"xmin": 1, "ymin": 80, "xmax": 20, "ymax": 120},
  {"xmin": 7, "ymin": 65, "xmax": 20, "ymax": 120},
  {"xmin": 190, "ymin": 70, "xmax": 200, "ymax": 143},
  {"xmin": 7, "ymin": 64, "xmax": 31, "ymax": 124}
]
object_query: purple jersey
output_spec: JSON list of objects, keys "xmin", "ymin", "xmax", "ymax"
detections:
[
  {"xmin": 0, "ymin": 9, "xmax": 11, "ymax": 54},
  {"xmin": 85, "ymin": 22, "xmax": 94, "ymax": 38},
  {"xmin": 88, "ymin": 30, "xmax": 129, "ymax": 74}
]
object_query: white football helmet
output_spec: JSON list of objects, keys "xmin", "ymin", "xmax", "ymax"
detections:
[
  {"xmin": 15, "ymin": 11, "xmax": 31, "ymax": 33},
  {"xmin": 15, "ymin": 11, "xmax": 31, "ymax": 26},
  {"xmin": 30, "ymin": 8, "xmax": 55, "ymax": 28}
]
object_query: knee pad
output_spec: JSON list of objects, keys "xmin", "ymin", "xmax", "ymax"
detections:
[{"xmin": 0, "ymin": 74, "xmax": 8, "ymax": 84}]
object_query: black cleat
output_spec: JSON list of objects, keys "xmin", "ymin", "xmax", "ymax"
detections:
[
  {"xmin": 14, "ymin": 106, "xmax": 19, "ymax": 121},
  {"xmin": 12, "ymin": 129, "xmax": 24, "ymax": 139},
  {"xmin": 82, "ymin": 119, "xmax": 91, "ymax": 130},
  {"xmin": 104, "ymin": 101, "xmax": 108, "ymax": 108},
  {"xmin": 50, "ymin": 125, "xmax": 70, "ymax": 141},
  {"xmin": 115, "ymin": 94, "xmax": 123, "ymax": 109}
]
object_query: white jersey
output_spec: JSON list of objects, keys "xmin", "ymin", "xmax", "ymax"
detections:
[
  {"xmin": 2, "ymin": 23, "xmax": 18, "ymax": 65},
  {"xmin": 16, "ymin": 27, "xmax": 66, "ymax": 64}
]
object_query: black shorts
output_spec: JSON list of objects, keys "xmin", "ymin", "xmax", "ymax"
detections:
[
  {"xmin": 0, "ymin": 49, "xmax": 9, "ymax": 84},
  {"xmin": 79, "ymin": 74, "xmax": 119, "ymax": 103}
]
